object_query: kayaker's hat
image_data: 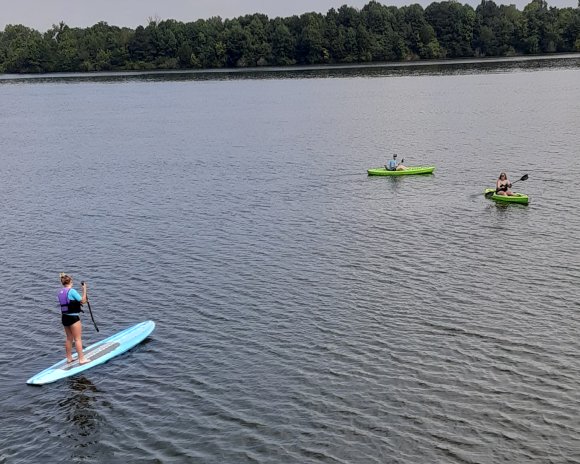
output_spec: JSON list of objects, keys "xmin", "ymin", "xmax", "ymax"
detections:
[{"xmin": 393, "ymin": 154, "xmax": 397, "ymax": 158}]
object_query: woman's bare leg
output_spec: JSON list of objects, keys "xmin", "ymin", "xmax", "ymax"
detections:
[
  {"xmin": 64, "ymin": 326, "xmax": 74, "ymax": 362},
  {"xmin": 69, "ymin": 321, "xmax": 89, "ymax": 364}
]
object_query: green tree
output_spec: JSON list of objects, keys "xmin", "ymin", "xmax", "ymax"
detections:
[
  {"xmin": 0, "ymin": 24, "xmax": 49, "ymax": 72},
  {"xmin": 128, "ymin": 25, "xmax": 153, "ymax": 63},
  {"xmin": 244, "ymin": 15, "xmax": 272, "ymax": 66},
  {"xmin": 400, "ymin": 4, "xmax": 441, "ymax": 59},
  {"xmin": 183, "ymin": 17, "xmax": 227, "ymax": 68},
  {"xmin": 270, "ymin": 19, "xmax": 295, "ymax": 65},
  {"xmin": 296, "ymin": 13, "xmax": 328, "ymax": 64},
  {"xmin": 523, "ymin": 0, "xmax": 548, "ymax": 52},
  {"xmin": 425, "ymin": 1, "xmax": 476, "ymax": 57},
  {"xmin": 224, "ymin": 20, "xmax": 250, "ymax": 66}
]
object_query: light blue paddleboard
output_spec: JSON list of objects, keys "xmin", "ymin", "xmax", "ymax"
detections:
[{"xmin": 27, "ymin": 320, "xmax": 155, "ymax": 385}]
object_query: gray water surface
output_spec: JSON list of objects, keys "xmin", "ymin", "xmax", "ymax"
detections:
[{"xmin": 1, "ymin": 58, "xmax": 580, "ymax": 463}]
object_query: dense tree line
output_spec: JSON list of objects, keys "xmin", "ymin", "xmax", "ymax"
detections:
[{"xmin": 0, "ymin": 0, "xmax": 578, "ymax": 73}]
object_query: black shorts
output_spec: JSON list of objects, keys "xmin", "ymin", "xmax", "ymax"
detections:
[{"xmin": 62, "ymin": 314, "xmax": 80, "ymax": 327}]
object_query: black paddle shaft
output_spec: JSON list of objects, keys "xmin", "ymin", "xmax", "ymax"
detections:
[
  {"xmin": 511, "ymin": 174, "xmax": 529, "ymax": 185},
  {"xmin": 81, "ymin": 281, "xmax": 99, "ymax": 332}
]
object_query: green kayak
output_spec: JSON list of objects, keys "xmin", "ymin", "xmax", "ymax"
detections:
[
  {"xmin": 367, "ymin": 166, "xmax": 435, "ymax": 176},
  {"xmin": 484, "ymin": 188, "xmax": 529, "ymax": 204}
]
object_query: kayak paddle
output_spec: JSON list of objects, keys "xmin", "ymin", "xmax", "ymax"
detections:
[
  {"xmin": 81, "ymin": 281, "xmax": 99, "ymax": 332},
  {"xmin": 485, "ymin": 174, "xmax": 528, "ymax": 198}
]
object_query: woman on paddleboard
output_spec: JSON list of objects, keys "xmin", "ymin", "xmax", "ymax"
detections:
[
  {"xmin": 496, "ymin": 172, "xmax": 514, "ymax": 196},
  {"xmin": 58, "ymin": 274, "xmax": 89, "ymax": 364}
]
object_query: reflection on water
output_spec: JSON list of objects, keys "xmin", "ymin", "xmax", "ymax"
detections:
[
  {"xmin": 59, "ymin": 376, "xmax": 102, "ymax": 458},
  {"xmin": 60, "ymin": 377, "xmax": 100, "ymax": 435},
  {"xmin": 0, "ymin": 54, "xmax": 579, "ymax": 85},
  {"xmin": 1, "ymin": 56, "xmax": 579, "ymax": 463}
]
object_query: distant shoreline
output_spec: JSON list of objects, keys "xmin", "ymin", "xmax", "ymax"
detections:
[{"xmin": 1, "ymin": 52, "xmax": 579, "ymax": 81}]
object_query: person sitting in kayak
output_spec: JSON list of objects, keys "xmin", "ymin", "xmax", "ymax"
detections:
[
  {"xmin": 385, "ymin": 154, "xmax": 406, "ymax": 171},
  {"xmin": 58, "ymin": 273, "xmax": 89, "ymax": 364},
  {"xmin": 496, "ymin": 172, "xmax": 514, "ymax": 196}
]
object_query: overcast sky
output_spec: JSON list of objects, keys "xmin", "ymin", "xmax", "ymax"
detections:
[{"xmin": 2, "ymin": 0, "xmax": 577, "ymax": 32}]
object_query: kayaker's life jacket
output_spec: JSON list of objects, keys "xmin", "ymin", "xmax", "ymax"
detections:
[
  {"xmin": 387, "ymin": 159, "xmax": 397, "ymax": 171},
  {"xmin": 57, "ymin": 288, "xmax": 82, "ymax": 315}
]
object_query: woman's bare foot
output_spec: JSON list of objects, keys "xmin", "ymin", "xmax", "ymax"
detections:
[
  {"xmin": 79, "ymin": 357, "xmax": 90, "ymax": 365},
  {"xmin": 67, "ymin": 357, "xmax": 75, "ymax": 363}
]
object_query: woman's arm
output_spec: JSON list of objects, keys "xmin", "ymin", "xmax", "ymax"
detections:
[{"xmin": 80, "ymin": 282, "xmax": 87, "ymax": 304}]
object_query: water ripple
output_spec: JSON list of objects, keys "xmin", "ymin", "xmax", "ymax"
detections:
[{"xmin": 1, "ymin": 62, "xmax": 580, "ymax": 463}]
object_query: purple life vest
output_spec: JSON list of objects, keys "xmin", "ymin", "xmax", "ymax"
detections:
[{"xmin": 57, "ymin": 288, "xmax": 82, "ymax": 315}]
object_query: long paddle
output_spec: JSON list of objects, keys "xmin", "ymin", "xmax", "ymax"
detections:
[
  {"xmin": 485, "ymin": 174, "xmax": 528, "ymax": 198},
  {"xmin": 81, "ymin": 281, "xmax": 99, "ymax": 332}
]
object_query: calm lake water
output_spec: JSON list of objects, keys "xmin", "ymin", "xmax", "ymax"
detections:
[{"xmin": 1, "ymin": 57, "xmax": 580, "ymax": 463}]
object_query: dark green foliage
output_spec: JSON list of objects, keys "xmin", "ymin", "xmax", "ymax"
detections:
[
  {"xmin": 0, "ymin": 25, "xmax": 48, "ymax": 73},
  {"xmin": 270, "ymin": 18, "xmax": 296, "ymax": 65},
  {"xmin": 425, "ymin": 2, "xmax": 476, "ymax": 58},
  {"xmin": 0, "ymin": 0, "xmax": 578, "ymax": 73}
]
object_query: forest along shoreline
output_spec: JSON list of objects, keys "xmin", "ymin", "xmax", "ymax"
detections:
[
  {"xmin": 1, "ymin": 53, "xmax": 579, "ymax": 81},
  {"xmin": 0, "ymin": 0, "xmax": 579, "ymax": 74}
]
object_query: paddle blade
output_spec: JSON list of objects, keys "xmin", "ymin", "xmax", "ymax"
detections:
[
  {"xmin": 520, "ymin": 174, "xmax": 529, "ymax": 181},
  {"xmin": 484, "ymin": 190, "xmax": 496, "ymax": 198}
]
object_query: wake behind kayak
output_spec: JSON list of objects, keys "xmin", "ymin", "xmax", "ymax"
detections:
[{"xmin": 27, "ymin": 320, "xmax": 155, "ymax": 385}]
